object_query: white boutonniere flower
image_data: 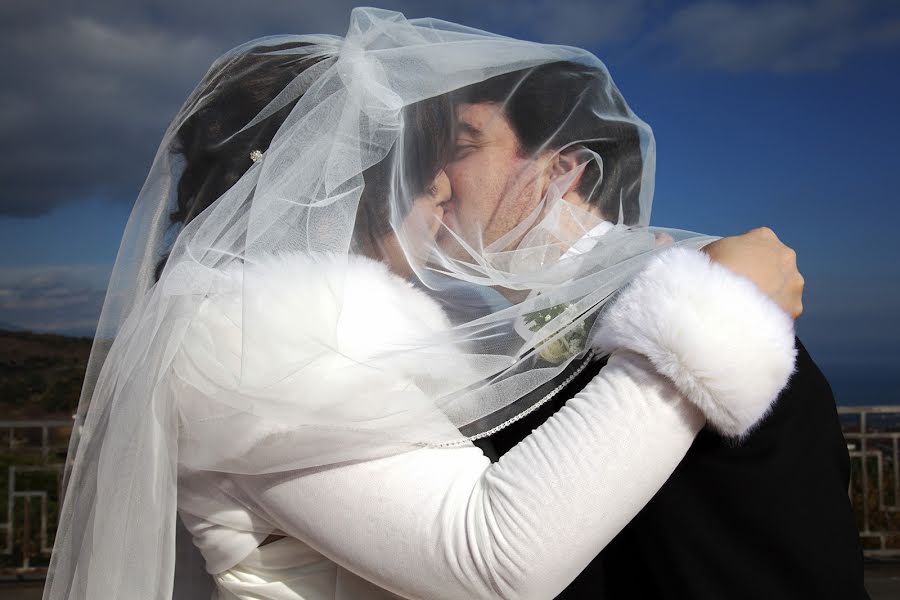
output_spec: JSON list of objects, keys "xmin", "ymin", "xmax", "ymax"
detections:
[{"xmin": 521, "ymin": 303, "xmax": 590, "ymax": 364}]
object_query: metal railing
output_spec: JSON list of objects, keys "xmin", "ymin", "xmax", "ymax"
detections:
[
  {"xmin": 0, "ymin": 420, "xmax": 70, "ymax": 577},
  {"xmin": 839, "ymin": 406, "xmax": 900, "ymax": 558},
  {"xmin": 0, "ymin": 409, "xmax": 898, "ymax": 577}
]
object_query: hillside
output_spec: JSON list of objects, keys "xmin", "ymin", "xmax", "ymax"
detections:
[{"xmin": 0, "ymin": 329, "xmax": 93, "ymax": 420}]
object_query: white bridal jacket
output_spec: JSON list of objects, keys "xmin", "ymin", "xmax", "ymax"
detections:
[{"xmin": 172, "ymin": 246, "xmax": 798, "ymax": 600}]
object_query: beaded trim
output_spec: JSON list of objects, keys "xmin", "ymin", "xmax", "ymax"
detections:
[{"xmin": 427, "ymin": 350, "xmax": 599, "ymax": 448}]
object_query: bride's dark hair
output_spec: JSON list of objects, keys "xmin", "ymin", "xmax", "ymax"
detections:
[{"xmin": 155, "ymin": 41, "xmax": 452, "ymax": 281}]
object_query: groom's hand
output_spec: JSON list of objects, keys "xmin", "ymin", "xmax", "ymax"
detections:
[{"xmin": 701, "ymin": 227, "xmax": 804, "ymax": 319}]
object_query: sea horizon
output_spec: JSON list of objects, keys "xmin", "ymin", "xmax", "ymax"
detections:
[
  {"xmin": 818, "ymin": 363, "xmax": 900, "ymax": 407},
  {"xmin": 2, "ymin": 326, "xmax": 897, "ymax": 409}
]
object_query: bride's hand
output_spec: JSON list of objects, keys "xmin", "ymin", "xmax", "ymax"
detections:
[{"xmin": 701, "ymin": 227, "xmax": 804, "ymax": 319}]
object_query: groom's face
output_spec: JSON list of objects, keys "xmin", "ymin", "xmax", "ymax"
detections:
[{"xmin": 441, "ymin": 102, "xmax": 549, "ymax": 259}]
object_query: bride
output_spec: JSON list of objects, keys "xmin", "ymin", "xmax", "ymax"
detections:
[{"xmin": 43, "ymin": 9, "xmax": 801, "ymax": 600}]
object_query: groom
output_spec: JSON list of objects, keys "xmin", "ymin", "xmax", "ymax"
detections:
[{"xmin": 440, "ymin": 63, "xmax": 869, "ymax": 599}]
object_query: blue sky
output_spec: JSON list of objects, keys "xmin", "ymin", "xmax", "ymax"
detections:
[{"xmin": 1, "ymin": 0, "xmax": 898, "ymax": 401}]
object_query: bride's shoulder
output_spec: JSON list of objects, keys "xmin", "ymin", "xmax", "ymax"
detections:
[
  {"xmin": 243, "ymin": 251, "xmax": 451, "ymax": 347},
  {"xmin": 172, "ymin": 252, "xmax": 451, "ymax": 387}
]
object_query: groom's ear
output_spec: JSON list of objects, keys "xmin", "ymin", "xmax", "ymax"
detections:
[{"xmin": 541, "ymin": 147, "xmax": 587, "ymax": 198}]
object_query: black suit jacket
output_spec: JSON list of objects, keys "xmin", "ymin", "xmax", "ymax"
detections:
[{"xmin": 475, "ymin": 337, "xmax": 869, "ymax": 599}]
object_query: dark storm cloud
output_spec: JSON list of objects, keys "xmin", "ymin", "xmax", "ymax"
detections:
[
  {"xmin": 2, "ymin": 1, "xmax": 896, "ymax": 218},
  {"xmin": 0, "ymin": 0, "xmax": 651, "ymax": 218},
  {"xmin": 0, "ymin": 11, "xmax": 221, "ymax": 216},
  {"xmin": 0, "ymin": 1, "xmax": 365, "ymax": 218}
]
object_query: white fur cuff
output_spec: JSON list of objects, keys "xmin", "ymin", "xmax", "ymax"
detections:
[{"xmin": 590, "ymin": 246, "xmax": 798, "ymax": 439}]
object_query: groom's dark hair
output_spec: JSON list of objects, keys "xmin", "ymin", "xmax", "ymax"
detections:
[{"xmin": 452, "ymin": 61, "xmax": 645, "ymax": 225}]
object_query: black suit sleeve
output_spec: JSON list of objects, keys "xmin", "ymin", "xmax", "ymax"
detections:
[
  {"xmin": 480, "ymin": 338, "xmax": 869, "ymax": 599},
  {"xmin": 570, "ymin": 337, "xmax": 870, "ymax": 599}
]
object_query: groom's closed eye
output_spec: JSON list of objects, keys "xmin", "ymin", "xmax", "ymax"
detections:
[
  {"xmin": 453, "ymin": 143, "xmax": 477, "ymax": 160},
  {"xmin": 453, "ymin": 121, "xmax": 483, "ymax": 159}
]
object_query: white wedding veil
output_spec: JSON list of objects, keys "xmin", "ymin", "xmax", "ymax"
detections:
[{"xmin": 43, "ymin": 7, "xmax": 719, "ymax": 598}]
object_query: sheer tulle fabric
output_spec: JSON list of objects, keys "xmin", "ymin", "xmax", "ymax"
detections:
[{"xmin": 44, "ymin": 8, "xmax": 720, "ymax": 599}]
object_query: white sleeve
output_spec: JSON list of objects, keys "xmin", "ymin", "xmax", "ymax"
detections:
[
  {"xmin": 227, "ymin": 246, "xmax": 798, "ymax": 599},
  {"xmin": 231, "ymin": 350, "xmax": 705, "ymax": 600}
]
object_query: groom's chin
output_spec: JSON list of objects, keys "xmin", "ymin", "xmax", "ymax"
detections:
[{"xmin": 434, "ymin": 229, "xmax": 470, "ymax": 262}]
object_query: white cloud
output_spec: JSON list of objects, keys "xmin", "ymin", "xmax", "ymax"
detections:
[
  {"xmin": 0, "ymin": 265, "xmax": 110, "ymax": 335},
  {"xmin": 655, "ymin": 0, "xmax": 900, "ymax": 72},
  {"xmin": 487, "ymin": 0, "xmax": 648, "ymax": 46}
]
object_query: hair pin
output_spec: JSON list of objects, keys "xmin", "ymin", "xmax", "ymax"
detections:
[{"xmin": 250, "ymin": 149, "xmax": 264, "ymax": 163}]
